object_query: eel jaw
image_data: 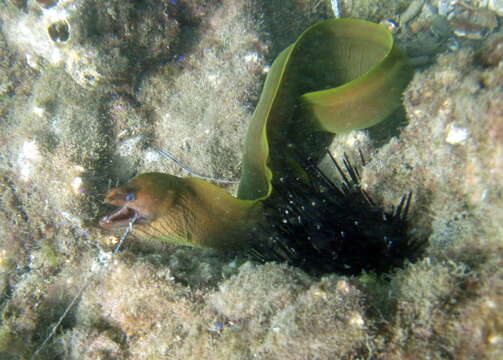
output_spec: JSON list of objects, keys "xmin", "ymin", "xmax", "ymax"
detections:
[{"xmin": 99, "ymin": 206, "xmax": 149, "ymax": 230}]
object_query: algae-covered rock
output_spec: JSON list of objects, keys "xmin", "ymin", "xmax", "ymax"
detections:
[
  {"xmin": 1, "ymin": 0, "xmax": 182, "ymax": 89},
  {"xmin": 210, "ymin": 262, "xmax": 312, "ymax": 321}
]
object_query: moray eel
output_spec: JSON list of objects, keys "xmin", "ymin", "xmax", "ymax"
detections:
[{"xmin": 100, "ymin": 19, "xmax": 413, "ymax": 250}]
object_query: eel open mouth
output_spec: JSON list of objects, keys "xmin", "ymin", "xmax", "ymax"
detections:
[{"xmin": 99, "ymin": 206, "xmax": 146, "ymax": 230}]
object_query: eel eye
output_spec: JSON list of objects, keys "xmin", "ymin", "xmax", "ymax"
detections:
[{"xmin": 124, "ymin": 192, "xmax": 136, "ymax": 202}]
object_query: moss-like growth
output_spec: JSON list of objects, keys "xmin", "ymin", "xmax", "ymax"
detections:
[
  {"xmin": 210, "ymin": 262, "xmax": 312, "ymax": 320},
  {"xmin": 262, "ymin": 276, "xmax": 368, "ymax": 358}
]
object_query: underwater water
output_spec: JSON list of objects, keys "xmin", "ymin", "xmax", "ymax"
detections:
[{"xmin": 0, "ymin": 0, "xmax": 502, "ymax": 359}]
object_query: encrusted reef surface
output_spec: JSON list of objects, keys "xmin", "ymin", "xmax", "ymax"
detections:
[{"xmin": 0, "ymin": 0, "xmax": 502, "ymax": 359}]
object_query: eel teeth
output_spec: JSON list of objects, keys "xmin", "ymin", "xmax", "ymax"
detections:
[{"xmin": 100, "ymin": 206, "xmax": 141, "ymax": 230}]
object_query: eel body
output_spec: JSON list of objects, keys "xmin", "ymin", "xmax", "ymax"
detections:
[{"xmin": 100, "ymin": 19, "xmax": 413, "ymax": 250}]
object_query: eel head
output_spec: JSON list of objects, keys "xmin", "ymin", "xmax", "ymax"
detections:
[{"xmin": 99, "ymin": 172, "xmax": 179, "ymax": 230}]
